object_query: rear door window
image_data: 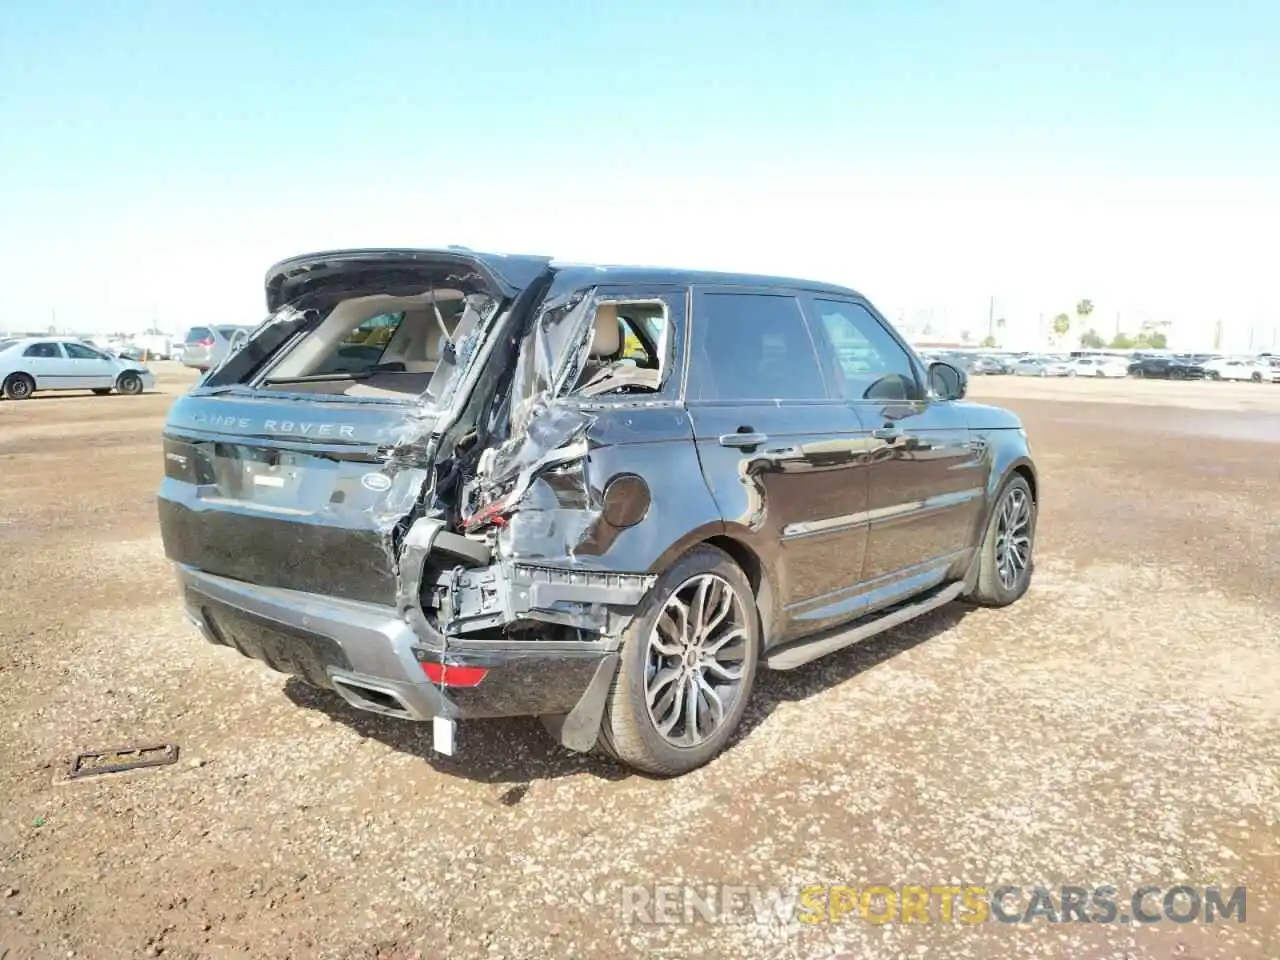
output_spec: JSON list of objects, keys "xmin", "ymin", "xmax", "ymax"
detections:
[
  {"xmin": 24, "ymin": 342, "xmax": 64, "ymax": 358},
  {"xmin": 687, "ymin": 292, "xmax": 828, "ymax": 401}
]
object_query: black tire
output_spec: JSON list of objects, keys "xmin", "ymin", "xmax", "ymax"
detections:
[
  {"xmin": 1095, "ymin": 369, "xmax": 1106, "ymax": 378},
  {"xmin": 92, "ymin": 388, "xmax": 112, "ymax": 396},
  {"xmin": 968, "ymin": 475, "xmax": 1036, "ymax": 607},
  {"xmin": 1210, "ymin": 371, "xmax": 1221, "ymax": 381},
  {"xmin": 1252, "ymin": 372, "xmax": 1263, "ymax": 383},
  {"xmin": 116, "ymin": 372, "xmax": 144, "ymax": 395},
  {"xmin": 596, "ymin": 544, "xmax": 760, "ymax": 776},
  {"xmin": 3, "ymin": 373, "xmax": 34, "ymax": 400},
  {"xmin": 1131, "ymin": 369, "xmax": 1143, "ymax": 378}
]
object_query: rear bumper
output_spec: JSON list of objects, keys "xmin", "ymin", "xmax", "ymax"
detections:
[{"xmin": 177, "ymin": 564, "xmax": 618, "ymax": 723}]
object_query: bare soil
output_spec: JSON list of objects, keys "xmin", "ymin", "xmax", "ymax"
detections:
[{"xmin": 1, "ymin": 367, "xmax": 1277, "ymax": 959}]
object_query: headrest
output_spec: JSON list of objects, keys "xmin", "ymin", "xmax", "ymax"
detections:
[{"xmin": 590, "ymin": 303, "xmax": 622, "ymax": 358}]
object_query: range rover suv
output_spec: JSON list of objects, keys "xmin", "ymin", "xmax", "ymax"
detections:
[{"xmin": 157, "ymin": 248, "xmax": 1037, "ymax": 776}]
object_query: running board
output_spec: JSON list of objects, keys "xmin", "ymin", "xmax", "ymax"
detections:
[{"xmin": 765, "ymin": 581, "xmax": 967, "ymax": 671}]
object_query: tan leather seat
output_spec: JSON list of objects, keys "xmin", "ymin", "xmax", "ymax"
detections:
[{"xmin": 590, "ymin": 303, "xmax": 622, "ymax": 358}]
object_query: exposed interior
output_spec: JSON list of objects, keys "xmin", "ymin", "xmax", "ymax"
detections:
[
  {"xmin": 569, "ymin": 300, "xmax": 667, "ymax": 396},
  {"xmin": 259, "ymin": 290, "xmax": 480, "ymax": 399}
]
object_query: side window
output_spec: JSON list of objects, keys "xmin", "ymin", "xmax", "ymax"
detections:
[
  {"xmin": 24, "ymin": 342, "xmax": 63, "ymax": 359},
  {"xmin": 688, "ymin": 292, "xmax": 827, "ymax": 401},
  {"xmin": 810, "ymin": 300, "xmax": 920, "ymax": 401},
  {"xmin": 64, "ymin": 342, "xmax": 106, "ymax": 360},
  {"xmin": 569, "ymin": 299, "xmax": 671, "ymax": 398}
]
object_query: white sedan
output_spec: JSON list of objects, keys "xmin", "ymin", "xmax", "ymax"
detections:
[
  {"xmin": 1202, "ymin": 357, "xmax": 1276, "ymax": 383},
  {"xmin": 0, "ymin": 337, "xmax": 156, "ymax": 400},
  {"xmin": 1012, "ymin": 356, "xmax": 1072, "ymax": 376},
  {"xmin": 1065, "ymin": 356, "xmax": 1130, "ymax": 378}
]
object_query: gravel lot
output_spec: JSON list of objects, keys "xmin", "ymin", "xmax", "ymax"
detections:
[{"xmin": 1, "ymin": 367, "xmax": 1278, "ymax": 959}]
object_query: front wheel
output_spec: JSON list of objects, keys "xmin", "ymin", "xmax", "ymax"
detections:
[
  {"xmin": 116, "ymin": 372, "xmax": 144, "ymax": 395},
  {"xmin": 1252, "ymin": 372, "xmax": 1263, "ymax": 383},
  {"xmin": 968, "ymin": 475, "xmax": 1036, "ymax": 607},
  {"xmin": 597, "ymin": 545, "xmax": 759, "ymax": 776}
]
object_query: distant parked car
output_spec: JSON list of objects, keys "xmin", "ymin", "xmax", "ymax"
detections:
[
  {"xmin": 0, "ymin": 337, "xmax": 155, "ymax": 400},
  {"xmin": 1202, "ymin": 357, "xmax": 1274, "ymax": 383},
  {"xmin": 1127, "ymin": 356, "xmax": 1207, "ymax": 379},
  {"xmin": 1013, "ymin": 356, "xmax": 1071, "ymax": 377},
  {"xmin": 1065, "ymin": 356, "xmax": 1129, "ymax": 378},
  {"xmin": 180, "ymin": 324, "xmax": 254, "ymax": 372},
  {"xmin": 969, "ymin": 354, "xmax": 1011, "ymax": 375}
]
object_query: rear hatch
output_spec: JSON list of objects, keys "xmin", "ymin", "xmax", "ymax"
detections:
[{"xmin": 157, "ymin": 249, "xmax": 551, "ymax": 605}]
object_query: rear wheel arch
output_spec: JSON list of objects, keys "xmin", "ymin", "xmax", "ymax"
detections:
[
  {"xmin": 703, "ymin": 534, "xmax": 775, "ymax": 645},
  {"xmin": 1011, "ymin": 462, "xmax": 1037, "ymax": 504},
  {"xmin": 646, "ymin": 527, "xmax": 776, "ymax": 647}
]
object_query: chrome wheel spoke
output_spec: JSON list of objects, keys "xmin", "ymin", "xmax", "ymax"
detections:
[
  {"xmin": 651, "ymin": 612, "xmax": 685, "ymax": 657},
  {"xmin": 683, "ymin": 674, "xmax": 701, "ymax": 741},
  {"xmin": 702, "ymin": 625, "xmax": 746, "ymax": 656},
  {"xmin": 700, "ymin": 658, "xmax": 743, "ymax": 682},
  {"xmin": 696, "ymin": 673, "xmax": 725, "ymax": 726}
]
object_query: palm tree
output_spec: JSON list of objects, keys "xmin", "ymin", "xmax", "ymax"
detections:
[{"xmin": 1076, "ymin": 299, "xmax": 1094, "ymax": 325}]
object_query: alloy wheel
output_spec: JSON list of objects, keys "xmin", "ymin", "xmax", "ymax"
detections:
[
  {"xmin": 644, "ymin": 573, "xmax": 749, "ymax": 747},
  {"xmin": 994, "ymin": 487, "xmax": 1033, "ymax": 591}
]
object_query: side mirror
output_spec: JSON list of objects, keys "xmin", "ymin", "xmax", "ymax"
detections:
[{"xmin": 929, "ymin": 360, "xmax": 967, "ymax": 400}]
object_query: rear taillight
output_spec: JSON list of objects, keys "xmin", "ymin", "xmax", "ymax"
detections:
[
  {"xmin": 420, "ymin": 662, "xmax": 488, "ymax": 688},
  {"xmin": 197, "ymin": 338, "xmax": 214, "ymax": 347}
]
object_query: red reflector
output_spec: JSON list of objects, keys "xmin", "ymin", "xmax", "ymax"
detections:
[{"xmin": 420, "ymin": 662, "xmax": 488, "ymax": 688}]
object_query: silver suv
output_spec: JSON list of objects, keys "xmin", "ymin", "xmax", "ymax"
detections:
[{"xmin": 180, "ymin": 325, "xmax": 253, "ymax": 372}]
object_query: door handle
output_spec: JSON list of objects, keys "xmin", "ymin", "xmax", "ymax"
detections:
[
  {"xmin": 719, "ymin": 431, "xmax": 768, "ymax": 448},
  {"xmin": 872, "ymin": 427, "xmax": 903, "ymax": 442}
]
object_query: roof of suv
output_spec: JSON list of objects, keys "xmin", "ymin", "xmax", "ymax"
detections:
[
  {"xmin": 266, "ymin": 247, "xmax": 864, "ymax": 306},
  {"xmin": 547, "ymin": 261, "xmax": 864, "ymax": 298}
]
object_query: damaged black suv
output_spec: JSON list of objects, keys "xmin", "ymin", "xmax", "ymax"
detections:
[{"xmin": 158, "ymin": 248, "xmax": 1037, "ymax": 776}]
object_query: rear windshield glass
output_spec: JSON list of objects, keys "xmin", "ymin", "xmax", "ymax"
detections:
[
  {"xmin": 216, "ymin": 326, "xmax": 245, "ymax": 338},
  {"xmin": 184, "ymin": 327, "xmax": 212, "ymax": 342},
  {"xmin": 313, "ymin": 313, "xmax": 406, "ymax": 375}
]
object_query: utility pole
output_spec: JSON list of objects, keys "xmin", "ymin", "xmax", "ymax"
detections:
[
  {"xmin": 1213, "ymin": 319, "xmax": 1223, "ymax": 351},
  {"xmin": 987, "ymin": 295, "xmax": 994, "ymax": 342}
]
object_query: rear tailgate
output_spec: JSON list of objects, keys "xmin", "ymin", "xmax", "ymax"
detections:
[{"xmin": 158, "ymin": 393, "xmax": 435, "ymax": 605}]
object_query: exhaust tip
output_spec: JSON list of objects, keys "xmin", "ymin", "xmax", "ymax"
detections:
[{"xmin": 331, "ymin": 677, "xmax": 416, "ymax": 720}]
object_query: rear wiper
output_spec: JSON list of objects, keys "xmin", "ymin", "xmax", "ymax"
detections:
[
  {"xmin": 264, "ymin": 362, "xmax": 407, "ymax": 386},
  {"xmin": 264, "ymin": 372, "xmax": 368, "ymax": 385}
]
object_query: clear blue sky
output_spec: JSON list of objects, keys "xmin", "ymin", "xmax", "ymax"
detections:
[{"xmin": 3, "ymin": 1, "xmax": 1278, "ymax": 348}]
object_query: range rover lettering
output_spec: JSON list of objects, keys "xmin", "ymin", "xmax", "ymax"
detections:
[{"xmin": 158, "ymin": 248, "xmax": 1038, "ymax": 776}]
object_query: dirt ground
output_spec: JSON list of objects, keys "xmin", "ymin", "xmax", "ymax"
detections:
[{"xmin": 1, "ymin": 367, "xmax": 1278, "ymax": 959}]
